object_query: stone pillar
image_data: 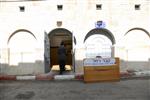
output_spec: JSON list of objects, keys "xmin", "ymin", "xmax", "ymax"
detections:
[
  {"xmin": 111, "ymin": 45, "xmax": 115, "ymax": 58},
  {"xmin": 74, "ymin": 46, "xmax": 85, "ymax": 74}
]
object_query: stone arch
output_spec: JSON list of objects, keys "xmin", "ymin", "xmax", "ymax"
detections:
[
  {"xmin": 48, "ymin": 28, "xmax": 72, "ymax": 36},
  {"xmin": 84, "ymin": 28, "xmax": 115, "ymax": 58},
  {"xmin": 7, "ymin": 29, "xmax": 37, "ymax": 65},
  {"xmin": 7, "ymin": 29, "xmax": 37, "ymax": 44},
  {"xmin": 84, "ymin": 28, "xmax": 115, "ymax": 44},
  {"xmin": 124, "ymin": 27, "xmax": 150, "ymax": 71},
  {"xmin": 124, "ymin": 27, "xmax": 150, "ymax": 38},
  {"xmin": 48, "ymin": 28, "xmax": 76, "ymax": 45}
]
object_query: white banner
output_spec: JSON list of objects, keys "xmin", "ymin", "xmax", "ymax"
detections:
[{"xmin": 83, "ymin": 58, "xmax": 116, "ymax": 66}]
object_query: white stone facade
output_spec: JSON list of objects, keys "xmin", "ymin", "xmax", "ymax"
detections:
[{"xmin": 0, "ymin": 0, "xmax": 150, "ymax": 75}]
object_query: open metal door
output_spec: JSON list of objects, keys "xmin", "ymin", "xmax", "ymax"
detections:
[
  {"xmin": 44, "ymin": 31, "xmax": 50, "ymax": 73},
  {"xmin": 72, "ymin": 34, "xmax": 76, "ymax": 73}
]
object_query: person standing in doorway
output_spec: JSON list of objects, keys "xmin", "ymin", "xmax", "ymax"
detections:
[{"xmin": 58, "ymin": 41, "xmax": 67, "ymax": 75}]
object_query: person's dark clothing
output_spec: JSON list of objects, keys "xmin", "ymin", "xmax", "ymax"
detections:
[{"xmin": 58, "ymin": 45, "xmax": 66, "ymax": 74}]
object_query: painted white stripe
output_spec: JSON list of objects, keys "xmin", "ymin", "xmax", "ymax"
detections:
[
  {"xmin": 54, "ymin": 75, "xmax": 75, "ymax": 80},
  {"xmin": 134, "ymin": 71, "xmax": 150, "ymax": 76},
  {"xmin": 16, "ymin": 76, "xmax": 36, "ymax": 80}
]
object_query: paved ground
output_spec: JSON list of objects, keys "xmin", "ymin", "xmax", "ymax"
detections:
[{"xmin": 0, "ymin": 78, "xmax": 150, "ymax": 100}]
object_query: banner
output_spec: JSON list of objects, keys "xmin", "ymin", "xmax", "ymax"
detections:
[{"xmin": 84, "ymin": 58, "xmax": 115, "ymax": 66}]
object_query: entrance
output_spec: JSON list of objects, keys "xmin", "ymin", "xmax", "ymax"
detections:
[
  {"xmin": 84, "ymin": 28, "xmax": 115, "ymax": 58},
  {"xmin": 48, "ymin": 28, "xmax": 73, "ymax": 74}
]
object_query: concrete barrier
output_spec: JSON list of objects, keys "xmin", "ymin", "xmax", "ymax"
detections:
[
  {"xmin": 134, "ymin": 71, "xmax": 150, "ymax": 77},
  {"xmin": 0, "ymin": 75, "xmax": 16, "ymax": 80},
  {"xmin": 16, "ymin": 76, "xmax": 36, "ymax": 80},
  {"xmin": 54, "ymin": 75, "xmax": 75, "ymax": 80}
]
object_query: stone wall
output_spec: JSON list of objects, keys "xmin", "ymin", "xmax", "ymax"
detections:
[{"xmin": 0, "ymin": 0, "xmax": 149, "ymax": 75}]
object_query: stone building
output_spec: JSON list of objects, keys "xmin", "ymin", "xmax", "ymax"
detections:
[{"xmin": 0, "ymin": 0, "xmax": 150, "ymax": 75}]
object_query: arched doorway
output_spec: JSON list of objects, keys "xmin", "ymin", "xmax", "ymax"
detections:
[
  {"xmin": 48, "ymin": 28, "xmax": 73, "ymax": 73},
  {"xmin": 84, "ymin": 28, "xmax": 115, "ymax": 58},
  {"xmin": 124, "ymin": 28, "xmax": 150, "ymax": 70},
  {"xmin": 7, "ymin": 29, "xmax": 37, "ymax": 66}
]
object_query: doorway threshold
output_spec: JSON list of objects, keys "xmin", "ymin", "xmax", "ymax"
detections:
[{"xmin": 51, "ymin": 65, "xmax": 72, "ymax": 71}]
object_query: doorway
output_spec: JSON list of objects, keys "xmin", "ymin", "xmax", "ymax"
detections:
[
  {"xmin": 84, "ymin": 28, "xmax": 115, "ymax": 58},
  {"xmin": 48, "ymin": 28, "xmax": 73, "ymax": 74}
]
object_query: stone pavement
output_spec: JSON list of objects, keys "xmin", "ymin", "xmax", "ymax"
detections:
[{"xmin": 0, "ymin": 78, "xmax": 150, "ymax": 100}]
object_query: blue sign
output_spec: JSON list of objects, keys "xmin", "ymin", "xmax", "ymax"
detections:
[{"xmin": 95, "ymin": 21, "xmax": 106, "ymax": 28}]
